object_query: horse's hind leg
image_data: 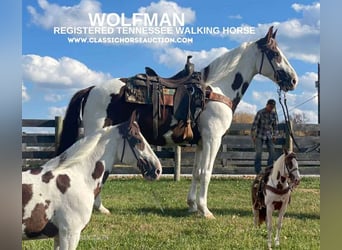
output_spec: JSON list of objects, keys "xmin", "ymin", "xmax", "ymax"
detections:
[
  {"xmin": 187, "ymin": 146, "xmax": 202, "ymax": 213},
  {"xmin": 253, "ymin": 209, "xmax": 259, "ymax": 227},
  {"xmin": 94, "ymin": 194, "xmax": 111, "ymax": 215}
]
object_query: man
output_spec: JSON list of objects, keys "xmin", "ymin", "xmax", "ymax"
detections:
[{"xmin": 251, "ymin": 99, "xmax": 278, "ymax": 174}]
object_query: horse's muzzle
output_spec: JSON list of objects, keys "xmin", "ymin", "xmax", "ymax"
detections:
[
  {"xmin": 137, "ymin": 158, "xmax": 162, "ymax": 181},
  {"xmin": 277, "ymin": 70, "xmax": 297, "ymax": 91}
]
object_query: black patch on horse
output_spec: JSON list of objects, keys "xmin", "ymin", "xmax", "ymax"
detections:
[{"xmin": 231, "ymin": 73, "xmax": 243, "ymax": 91}]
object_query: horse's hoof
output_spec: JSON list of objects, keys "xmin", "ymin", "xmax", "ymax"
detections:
[
  {"xmin": 204, "ymin": 213, "xmax": 215, "ymax": 219},
  {"xmin": 188, "ymin": 207, "xmax": 198, "ymax": 213},
  {"xmin": 98, "ymin": 206, "xmax": 111, "ymax": 215}
]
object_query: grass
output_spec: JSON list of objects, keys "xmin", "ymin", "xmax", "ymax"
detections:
[{"xmin": 22, "ymin": 176, "xmax": 320, "ymax": 249}]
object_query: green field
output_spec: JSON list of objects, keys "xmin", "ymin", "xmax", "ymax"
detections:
[{"xmin": 22, "ymin": 176, "xmax": 320, "ymax": 249}]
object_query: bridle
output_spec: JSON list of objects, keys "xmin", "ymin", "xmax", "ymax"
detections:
[
  {"xmin": 119, "ymin": 123, "xmax": 154, "ymax": 177},
  {"xmin": 120, "ymin": 125, "xmax": 142, "ymax": 163},
  {"xmin": 266, "ymin": 154, "xmax": 299, "ymax": 195},
  {"xmin": 258, "ymin": 41, "xmax": 281, "ymax": 83}
]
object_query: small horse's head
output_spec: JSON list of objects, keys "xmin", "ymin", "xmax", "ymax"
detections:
[
  {"xmin": 256, "ymin": 26, "xmax": 298, "ymax": 92},
  {"xmin": 120, "ymin": 112, "xmax": 162, "ymax": 181},
  {"xmin": 284, "ymin": 149, "xmax": 301, "ymax": 187}
]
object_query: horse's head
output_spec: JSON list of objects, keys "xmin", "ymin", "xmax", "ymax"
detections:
[
  {"xmin": 283, "ymin": 149, "xmax": 301, "ymax": 187},
  {"xmin": 256, "ymin": 26, "xmax": 298, "ymax": 92},
  {"xmin": 121, "ymin": 112, "xmax": 162, "ymax": 181}
]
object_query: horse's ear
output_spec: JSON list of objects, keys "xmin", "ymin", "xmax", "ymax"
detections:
[
  {"xmin": 283, "ymin": 148, "xmax": 289, "ymax": 156},
  {"xmin": 266, "ymin": 26, "xmax": 274, "ymax": 43},
  {"xmin": 272, "ymin": 29, "xmax": 278, "ymax": 39},
  {"xmin": 129, "ymin": 110, "xmax": 137, "ymax": 127}
]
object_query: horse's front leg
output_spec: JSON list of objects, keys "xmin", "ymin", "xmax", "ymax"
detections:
[
  {"xmin": 93, "ymin": 160, "xmax": 111, "ymax": 215},
  {"xmin": 187, "ymin": 145, "xmax": 202, "ymax": 213},
  {"xmin": 275, "ymin": 196, "xmax": 290, "ymax": 247},
  {"xmin": 266, "ymin": 204, "xmax": 274, "ymax": 249},
  {"xmin": 94, "ymin": 193, "xmax": 110, "ymax": 215},
  {"xmin": 197, "ymin": 136, "xmax": 222, "ymax": 219}
]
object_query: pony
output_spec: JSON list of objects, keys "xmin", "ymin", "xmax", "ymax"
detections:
[
  {"xmin": 57, "ymin": 26, "xmax": 298, "ymax": 218},
  {"xmin": 251, "ymin": 149, "xmax": 301, "ymax": 249},
  {"xmin": 22, "ymin": 114, "xmax": 162, "ymax": 249}
]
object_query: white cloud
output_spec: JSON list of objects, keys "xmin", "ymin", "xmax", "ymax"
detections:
[
  {"xmin": 48, "ymin": 106, "xmax": 66, "ymax": 118},
  {"xmin": 44, "ymin": 93, "xmax": 64, "ymax": 102},
  {"xmin": 22, "ymin": 54, "xmax": 112, "ymax": 89},
  {"xmin": 22, "ymin": 83, "xmax": 30, "ymax": 102},
  {"xmin": 224, "ymin": 2, "xmax": 320, "ymax": 64},
  {"xmin": 234, "ymin": 100, "xmax": 257, "ymax": 114},
  {"xmin": 138, "ymin": 0, "xmax": 195, "ymax": 24},
  {"xmin": 228, "ymin": 14, "xmax": 242, "ymax": 20},
  {"xmin": 158, "ymin": 47, "xmax": 229, "ymax": 70},
  {"xmin": 27, "ymin": 0, "xmax": 102, "ymax": 28}
]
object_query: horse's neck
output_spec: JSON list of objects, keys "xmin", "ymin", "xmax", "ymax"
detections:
[
  {"xmin": 202, "ymin": 42, "xmax": 258, "ymax": 105},
  {"xmin": 52, "ymin": 130, "xmax": 109, "ymax": 176},
  {"xmin": 269, "ymin": 154, "xmax": 287, "ymax": 185}
]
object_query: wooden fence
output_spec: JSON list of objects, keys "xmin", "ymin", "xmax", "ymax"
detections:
[{"xmin": 22, "ymin": 117, "xmax": 320, "ymax": 177}]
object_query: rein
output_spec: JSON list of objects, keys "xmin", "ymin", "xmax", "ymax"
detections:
[{"xmin": 277, "ymin": 90, "xmax": 307, "ymax": 153}]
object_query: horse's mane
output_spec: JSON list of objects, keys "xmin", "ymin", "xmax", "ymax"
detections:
[
  {"xmin": 270, "ymin": 153, "xmax": 286, "ymax": 179},
  {"xmin": 47, "ymin": 129, "xmax": 107, "ymax": 171},
  {"xmin": 202, "ymin": 42, "xmax": 250, "ymax": 85}
]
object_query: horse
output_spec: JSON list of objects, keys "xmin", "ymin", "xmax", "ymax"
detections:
[
  {"xmin": 57, "ymin": 26, "xmax": 298, "ymax": 218},
  {"xmin": 22, "ymin": 113, "xmax": 162, "ymax": 250},
  {"xmin": 251, "ymin": 149, "xmax": 301, "ymax": 249}
]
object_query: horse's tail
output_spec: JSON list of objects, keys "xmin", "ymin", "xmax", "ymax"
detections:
[{"xmin": 56, "ymin": 86, "xmax": 95, "ymax": 155}]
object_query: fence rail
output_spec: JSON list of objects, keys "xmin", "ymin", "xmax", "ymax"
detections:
[{"xmin": 22, "ymin": 117, "xmax": 320, "ymax": 176}]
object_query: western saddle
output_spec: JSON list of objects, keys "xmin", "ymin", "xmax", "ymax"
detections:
[{"xmin": 121, "ymin": 55, "xmax": 232, "ymax": 143}]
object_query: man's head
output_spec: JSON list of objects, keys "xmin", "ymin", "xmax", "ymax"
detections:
[{"xmin": 266, "ymin": 99, "xmax": 276, "ymax": 112}]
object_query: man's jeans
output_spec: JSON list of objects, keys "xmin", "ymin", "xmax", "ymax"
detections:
[{"xmin": 254, "ymin": 137, "xmax": 275, "ymax": 174}]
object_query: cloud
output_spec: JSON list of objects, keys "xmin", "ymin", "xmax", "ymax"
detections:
[
  {"xmin": 228, "ymin": 14, "xmax": 242, "ymax": 20},
  {"xmin": 27, "ymin": 0, "xmax": 102, "ymax": 28},
  {"xmin": 22, "ymin": 54, "xmax": 112, "ymax": 89},
  {"xmin": 157, "ymin": 47, "xmax": 229, "ymax": 70},
  {"xmin": 224, "ymin": 2, "xmax": 320, "ymax": 64},
  {"xmin": 22, "ymin": 83, "xmax": 30, "ymax": 102},
  {"xmin": 48, "ymin": 106, "xmax": 66, "ymax": 118},
  {"xmin": 28, "ymin": 0, "xmax": 195, "ymax": 28},
  {"xmin": 234, "ymin": 100, "xmax": 257, "ymax": 114},
  {"xmin": 44, "ymin": 93, "xmax": 64, "ymax": 102},
  {"xmin": 138, "ymin": 0, "xmax": 195, "ymax": 24}
]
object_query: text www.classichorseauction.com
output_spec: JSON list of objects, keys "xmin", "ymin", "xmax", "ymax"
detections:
[{"xmin": 53, "ymin": 12, "xmax": 256, "ymax": 45}]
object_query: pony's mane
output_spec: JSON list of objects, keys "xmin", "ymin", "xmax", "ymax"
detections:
[
  {"xmin": 271, "ymin": 153, "xmax": 286, "ymax": 179},
  {"xmin": 202, "ymin": 42, "xmax": 250, "ymax": 85},
  {"xmin": 51, "ymin": 130, "xmax": 106, "ymax": 171}
]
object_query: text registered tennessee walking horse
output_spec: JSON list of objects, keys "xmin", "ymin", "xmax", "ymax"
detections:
[
  {"xmin": 22, "ymin": 114, "xmax": 162, "ymax": 250},
  {"xmin": 57, "ymin": 26, "xmax": 298, "ymax": 218},
  {"xmin": 251, "ymin": 150, "xmax": 300, "ymax": 249}
]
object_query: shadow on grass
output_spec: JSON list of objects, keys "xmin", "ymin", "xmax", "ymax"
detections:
[{"xmin": 111, "ymin": 206, "xmax": 319, "ymax": 221}]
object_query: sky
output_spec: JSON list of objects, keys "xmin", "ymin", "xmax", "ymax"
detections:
[{"xmin": 22, "ymin": 0, "xmax": 320, "ymax": 128}]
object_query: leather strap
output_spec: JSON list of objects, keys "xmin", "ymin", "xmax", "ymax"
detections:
[
  {"xmin": 205, "ymin": 87, "xmax": 233, "ymax": 110},
  {"xmin": 265, "ymin": 185, "xmax": 291, "ymax": 195}
]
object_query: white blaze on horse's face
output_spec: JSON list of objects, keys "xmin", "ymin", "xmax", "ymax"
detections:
[
  {"xmin": 124, "ymin": 121, "xmax": 162, "ymax": 180},
  {"xmin": 257, "ymin": 26, "xmax": 298, "ymax": 92}
]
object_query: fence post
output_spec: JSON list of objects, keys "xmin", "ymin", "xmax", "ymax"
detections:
[
  {"xmin": 174, "ymin": 146, "xmax": 181, "ymax": 181},
  {"xmin": 285, "ymin": 121, "xmax": 293, "ymax": 151},
  {"xmin": 55, "ymin": 116, "xmax": 63, "ymax": 153}
]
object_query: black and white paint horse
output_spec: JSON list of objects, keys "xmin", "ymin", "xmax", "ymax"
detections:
[
  {"xmin": 252, "ymin": 150, "xmax": 300, "ymax": 249},
  {"xmin": 22, "ymin": 114, "xmax": 162, "ymax": 249},
  {"xmin": 58, "ymin": 26, "xmax": 298, "ymax": 218}
]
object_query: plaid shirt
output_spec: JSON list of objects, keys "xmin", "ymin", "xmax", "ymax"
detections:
[{"xmin": 251, "ymin": 108, "xmax": 278, "ymax": 140}]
